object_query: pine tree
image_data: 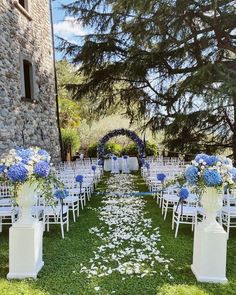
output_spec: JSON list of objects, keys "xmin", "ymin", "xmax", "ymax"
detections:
[{"xmin": 59, "ymin": 0, "xmax": 236, "ymax": 162}]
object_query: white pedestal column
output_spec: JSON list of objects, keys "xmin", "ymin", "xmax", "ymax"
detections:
[
  {"xmin": 191, "ymin": 221, "xmax": 227, "ymax": 283},
  {"xmin": 191, "ymin": 187, "xmax": 228, "ymax": 283},
  {"xmin": 7, "ymin": 221, "xmax": 44, "ymax": 279}
]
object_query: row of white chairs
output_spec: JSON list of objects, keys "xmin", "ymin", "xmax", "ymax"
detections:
[
  {"xmin": 143, "ymin": 165, "xmax": 236, "ymax": 239},
  {"xmin": 0, "ymin": 162, "xmax": 103, "ymax": 239}
]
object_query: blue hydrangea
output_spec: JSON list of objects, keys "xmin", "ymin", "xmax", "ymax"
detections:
[
  {"xmin": 230, "ymin": 168, "xmax": 236, "ymax": 181},
  {"xmin": 179, "ymin": 187, "xmax": 189, "ymax": 199},
  {"xmin": 91, "ymin": 165, "xmax": 97, "ymax": 171},
  {"xmin": 113, "ymin": 156, "xmax": 117, "ymax": 161},
  {"xmin": 123, "ymin": 155, "xmax": 128, "ymax": 159},
  {"xmin": 203, "ymin": 169, "xmax": 222, "ymax": 187},
  {"xmin": 98, "ymin": 159, "xmax": 103, "ymax": 166},
  {"xmin": 157, "ymin": 173, "xmax": 166, "ymax": 182},
  {"xmin": 16, "ymin": 148, "xmax": 33, "ymax": 160},
  {"xmin": 145, "ymin": 162, "xmax": 150, "ymax": 169},
  {"xmin": 34, "ymin": 161, "xmax": 50, "ymax": 178},
  {"xmin": 185, "ymin": 165, "xmax": 198, "ymax": 185},
  {"xmin": 38, "ymin": 149, "xmax": 50, "ymax": 161},
  {"xmin": 205, "ymin": 155, "xmax": 218, "ymax": 166},
  {"xmin": 0, "ymin": 164, "xmax": 5, "ymax": 174},
  {"xmin": 7, "ymin": 163, "xmax": 28, "ymax": 182},
  {"xmin": 75, "ymin": 175, "xmax": 84, "ymax": 183},
  {"xmin": 54, "ymin": 189, "xmax": 69, "ymax": 199},
  {"xmin": 195, "ymin": 153, "xmax": 209, "ymax": 163}
]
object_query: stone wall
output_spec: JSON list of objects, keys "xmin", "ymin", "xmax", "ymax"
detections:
[{"xmin": 0, "ymin": 0, "xmax": 61, "ymax": 161}]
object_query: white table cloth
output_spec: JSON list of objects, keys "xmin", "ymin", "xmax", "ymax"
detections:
[{"xmin": 104, "ymin": 157, "xmax": 139, "ymax": 172}]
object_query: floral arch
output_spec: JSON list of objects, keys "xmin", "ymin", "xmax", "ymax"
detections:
[{"xmin": 97, "ymin": 128, "xmax": 145, "ymax": 159}]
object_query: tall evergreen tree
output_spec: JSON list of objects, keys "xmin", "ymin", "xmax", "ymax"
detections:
[{"xmin": 59, "ymin": 0, "xmax": 236, "ymax": 162}]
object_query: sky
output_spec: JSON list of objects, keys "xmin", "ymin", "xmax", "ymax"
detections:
[{"xmin": 52, "ymin": 0, "xmax": 86, "ymax": 59}]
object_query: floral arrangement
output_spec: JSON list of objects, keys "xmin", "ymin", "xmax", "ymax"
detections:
[
  {"xmin": 54, "ymin": 189, "xmax": 69, "ymax": 200},
  {"xmin": 75, "ymin": 175, "xmax": 84, "ymax": 183},
  {"xmin": 97, "ymin": 129, "xmax": 144, "ymax": 159},
  {"xmin": 178, "ymin": 187, "xmax": 189, "ymax": 200},
  {"xmin": 182, "ymin": 153, "xmax": 236, "ymax": 193},
  {"xmin": 157, "ymin": 173, "xmax": 166, "ymax": 183},
  {"xmin": 91, "ymin": 164, "xmax": 97, "ymax": 172},
  {"xmin": 0, "ymin": 147, "xmax": 62, "ymax": 201}
]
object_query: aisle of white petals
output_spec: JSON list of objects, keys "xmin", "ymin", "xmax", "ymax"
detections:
[{"xmin": 80, "ymin": 174, "xmax": 174, "ymax": 280}]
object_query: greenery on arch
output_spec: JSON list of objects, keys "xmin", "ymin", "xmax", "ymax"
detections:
[{"xmin": 97, "ymin": 129, "xmax": 144, "ymax": 159}]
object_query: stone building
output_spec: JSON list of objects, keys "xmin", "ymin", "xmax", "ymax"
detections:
[{"xmin": 0, "ymin": 0, "xmax": 61, "ymax": 161}]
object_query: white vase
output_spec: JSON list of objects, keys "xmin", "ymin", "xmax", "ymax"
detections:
[
  {"xmin": 15, "ymin": 181, "xmax": 38, "ymax": 225},
  {"xmin": 201, "ymin": 187, "xmax": 223, "ymax": 228},
  {"xmin": 191, "ymin": 186, "xmax": 228, "ymax": 283}
]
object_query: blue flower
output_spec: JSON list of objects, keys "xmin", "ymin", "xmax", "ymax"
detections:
[
  {"xmin": 54, "ymin": 189, "xmax": 69, "ymax": 199},
  {"xmin": 123, "ymin": 155, "xmax": 128, "ymax": 159},
  {"xmin": 205, "ymin": 155, "xmax": 218, "ymax": 166},
  {"xmin": 38, "ymin": 149, "xmax": 50, "ymax": 161},
  {"xmin": 34, "ymin": 161, "xmax": 50, "ymax": 178},
  {"xmin": 98, "ymin": 159, "xmax": 103, "ymax": 166},
  {"xmin": 203, "ymin": 169, "xmax": 222, "ymax": 187},
  {"xmin": 157, "ymin": 173, "xmax": 166, "ymax": 182},
  {"xmin": 230, "ymin": 168, "xmax": 236, "ymax": 181},
  {"xmin": 195, "ymin": 153, "xmax": 209, "ymax": 163},
  {"xmin": 75, "ymin": 175, "xmax": 84, "ymax": 183},
  {"xmin": 185, "ymin": 165, "xmax": 198, "ymax": 185},
  {"xmin": 8, "ymin": 163, "xmax": 28, "ymax": 182},
  {"xmin": 113, "ymin": 156, "xmax": 117, "ymax": 161},
  {"xmin": 16, "ymin": 148, "xmax": 33, "ymax": 163},
  {"xmin": 145, "ymin": 162, "xmax": 150, "ymax": 169},
  {"xmin": 91, "ymin": 164, "xmax": 97, "ymax": 171},
  {"xmin": 0, "ymin": 164, "xmax": 5, "ymax": 174},
  {"xmin": 179, "ymin": 187, "xmax": 189, "ymax": 199}
]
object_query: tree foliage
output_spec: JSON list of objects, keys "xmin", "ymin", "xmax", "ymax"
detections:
[
  {"xmin": 60, "ymin": 0, "xmax": 236, "ymax": 161},
  {"xmin": 61, "ymin": 128, "xmax": 80, "ymax": 159}
]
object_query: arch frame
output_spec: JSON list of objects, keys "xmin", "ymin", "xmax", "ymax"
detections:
[{"xmin": 97, "ymin": 128, "xmax": 145, "ymax": 159}]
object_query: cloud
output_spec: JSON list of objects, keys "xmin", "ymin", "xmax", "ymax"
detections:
[{"xmin": 53, "ymin": 16, "xmax": 86, "ymax": 40}]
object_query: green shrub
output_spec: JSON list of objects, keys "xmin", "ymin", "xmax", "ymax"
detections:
[
  {"xmin": 61, "ymin": 128, "xmax": 80, "ymax": 158},
  {"xmin": 122, "ymin": 141, "xmax": 158, "ymax": 156},
  {"xmin": 145, "ymin": 141, "xmax": 158, "ymax": 156},
  {"xmin": 122, "ymin": 143, "xmax": 138, "ymax": 156}
]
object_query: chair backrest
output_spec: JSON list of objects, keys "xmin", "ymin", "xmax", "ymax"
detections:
[{"xmin": 0, "ymin": 182, "xmax": 14, "ymax": 198}]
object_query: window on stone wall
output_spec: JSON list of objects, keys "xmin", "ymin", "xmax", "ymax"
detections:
[
  {"xmin": 19, "ymin": 0, "xmax": 28, "ymax": 11},
  {"xmin": 22, "ymin": 59, "xmax": 34, "ymax": 100}
]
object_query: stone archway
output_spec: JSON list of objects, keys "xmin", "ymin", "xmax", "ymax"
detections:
[{"xmin": 97, "ymin": 128, "xmax": 145, "ymax": 159}]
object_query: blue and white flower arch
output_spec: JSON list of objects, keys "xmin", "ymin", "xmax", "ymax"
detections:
[{"xmin": 97, "ymin": 128, "xmax": 145, "ymax": 159}]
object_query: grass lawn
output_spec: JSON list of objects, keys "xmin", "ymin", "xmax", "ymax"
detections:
[{"xmin": 0, "ymin": 172, "xmax": 236, "ymax": 295}]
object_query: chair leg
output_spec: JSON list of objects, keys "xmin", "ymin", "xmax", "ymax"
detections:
[
  {"xmin": 175, "ymin": 214, "xmax": 180, "ymax": 238},
  {"xmin": 67, "ymin": 213, "xmax": 69, "ymax": 232},
  {"xmin": 80, "ymin": 198, "xmax": 84, "ymax": 210},
  {"xmin": 172, "ymin": 211, "xmax": 175, "ymax": 230},
  {"xmin": 61, "ymin": 223, "xmax": 64, "ymax": 239},
  {"xmin": 72, "ymin": 204, "xmax": 76, "ymax": 223},
  {"xmin": 164, "ymin": 201, "xmax": 168, "ymax": 220}
]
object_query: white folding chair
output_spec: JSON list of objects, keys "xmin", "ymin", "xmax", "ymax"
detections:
[
  {"xmin": 221, "ymin": 189, "xmax": 236, "ymax": 239},
  {"xmin": 43, "ymin": 201, "xmax": 69, "ymax": 239}
]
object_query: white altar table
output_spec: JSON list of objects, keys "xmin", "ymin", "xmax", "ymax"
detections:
[{"xmin": 104, "ymin": 157, "xmax": 139, "ymax": 172}]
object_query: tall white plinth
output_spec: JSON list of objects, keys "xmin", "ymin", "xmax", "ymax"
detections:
[
  {"xmin": 7, "ymin": 221, "xmax": 44, "ymax": 279},
  {"xmin": 191, "ymin": 221, "xmax": 228, "ymax": 283}
]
